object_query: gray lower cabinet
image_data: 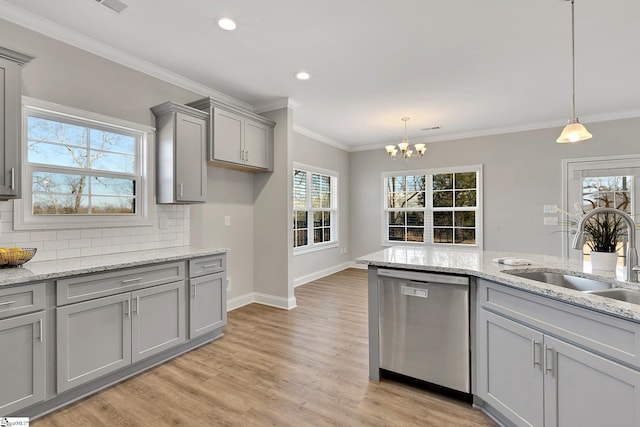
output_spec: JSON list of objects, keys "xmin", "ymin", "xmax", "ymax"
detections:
[
  {"xmin": 0, "ymin": 311, "xmax": 45, "ymax": 415},
  {"xmin": 189, "ymin": 272, "xmax": 226, "ymax": 338},
  {"xmin": 477, "ymin": 282, "xmax": 640, "ymax": 427},
  {"xmin": 57, "ymin": 281, "xmax": 185, "ymax": 392}
]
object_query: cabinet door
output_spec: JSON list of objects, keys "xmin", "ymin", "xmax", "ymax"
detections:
[
  {"xmin": 244, "ymin": 119, "xmax": 270, "ymax": 169},
  {"xmin": 57, "ymin": 293, "xmax": 132, "ymax": 393},
  {"xmin": 544, "ymin": 335, "xmax": 640, "ymax": 427},
  {"xmin": 0, "ymin": 57, "xmax": 21, "ymax": 198},
  {"xmin": 131, "ymin": 281, "xmax": 186, "ymax": 363},
  {"xmin": 0, "ymin": 312, "xmax": 44, "ymax": 415},
  {"xmin": 175, "ymin": 111, "xmax": 207, "ymax": 203},
  {"xmin": 189, "ymin": 272, "xmax": 226, "ymax": 339},
  {"xmin": 477, "ymin": 309, "xmax": 544, "ymax": 427},
  {"xmin": 212, "ymin": 108, "xmax": 243, "ymax": 164}
]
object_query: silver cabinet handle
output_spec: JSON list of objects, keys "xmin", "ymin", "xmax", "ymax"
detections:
[
  {"xmin": 10, "ymin": 167, "xmax": 15, "ymax": 190},
  {"xmin": 532, "ymin": 340, "xmax": 542, "ymax": 369},
  {"xmin": 202, "ymin": 264, "xmax": 218, "ymax": 268},
  {"xmin": 0, "ymin": 300, "xmax": 16, "ymax": 307},
  {"xmin": 135, "ymin": 296, "xmax": 140, "ymax": 315},
  {"xmin": 179, "ymin": 183, "xmax": 184, "ymax": 198},
  {"xmin": 124, "ymin": 299, "xmax": 130, "ymax": 316},
  {"xmin": 38, "ymin": 319, "xmax": 43, "ymax": 342},
  {"xmin": 245, "ymin": 150, "xmax": 249, "ymax": 162},
  {"xmin": 544, "ymin": 345, "xmax": 554, "ymax": 375},
  {"xmin": 122, "ymin": 277, "xmax": 143, "ymax": 284},
  {"xmin": 193, "ymin": 283, "xmax": 197, "ymax": 299}
]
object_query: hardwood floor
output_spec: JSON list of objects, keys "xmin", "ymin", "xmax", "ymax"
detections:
[{"xmin": 33, "ymin": 268, "xmax": 496, "ymax": 426}]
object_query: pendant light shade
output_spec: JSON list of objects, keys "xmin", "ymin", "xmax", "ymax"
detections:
[
  {"xmin": 556, "ymin": 0, "xmax": 592, "ymax": 143},
  {"xmin": 557, "ymin": 118, "xmax": 593, "ymax": 143}
]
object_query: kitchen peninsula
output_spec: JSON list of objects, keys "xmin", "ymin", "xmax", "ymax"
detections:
[{"xmin": 358, "ymin": 246, "xmax": 640, "ymax": 427}]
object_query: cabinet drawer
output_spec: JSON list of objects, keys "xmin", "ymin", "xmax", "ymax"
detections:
[
  {"xmin": 0, "ymin": 283, "xmax": 45, "ymax": 319},
  {"xmin": 478, "ymin": 279, "xmax": 640, "ymax": 370},
  {"xmin": 57, "ymin": 262, "xmax": 185, "ymax": 305},
  {"xmin": 189, "ymin": 254, "xmax": 226, "ymax": 278}
]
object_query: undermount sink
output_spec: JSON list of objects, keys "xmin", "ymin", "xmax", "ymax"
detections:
[
  {"xmin": 585, "ymin": 288, "xmax": 640, "ymax": 304},
  {"xmin": 505, "ymin": 270, "xmax": 613, "ymax": 291}
]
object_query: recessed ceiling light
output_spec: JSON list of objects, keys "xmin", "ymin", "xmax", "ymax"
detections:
[
  {"xmin": 295, "ymin": 71, "xmax": 311, "ymax": 80},
  {"xmin": 217, "ymin": 17, "xmax": 237, "ymax": 31}
]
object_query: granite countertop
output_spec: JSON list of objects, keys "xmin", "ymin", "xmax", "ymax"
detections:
[
  {"xmin": 0, "ymin": 246, "xmax": 227, "ymax": 287},
  {"xmin": 356, "ymin": 246, "xmax": 640, "ymax": 322}
]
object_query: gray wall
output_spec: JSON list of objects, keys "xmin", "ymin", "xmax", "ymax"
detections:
[
  {"xmin": 190, "ymin": 167, "xmax": 255, "ymax": 302},
  {"xmin": 292, "ymin": 132, "xmax": 351, "ymax": 284},
  {"xmin": 350, "ymin": 117, "xmax": 640, "ymax": 259},
  {"xmin": 254, "ymin": 107, "xmax": 295, "ymax": 306}
]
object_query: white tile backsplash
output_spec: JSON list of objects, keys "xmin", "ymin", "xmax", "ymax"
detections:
[{"xmin": 0, "ymin": 201, "xmax": 190, "ymax": 262}]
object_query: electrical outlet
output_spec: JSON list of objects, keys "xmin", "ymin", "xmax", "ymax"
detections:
[
  {"xmin": 544, "ymin": 216, "xmax": 559, "ymax": 226},
  {"xmin": 543, "ymin": 204, "xmax": 558, "ymax": 214},
  {"xmin": 224, "ymin": 216, "xmax": 231, "ymax": 227},
  {"xmin": 226, "ymin": 277, "xmax": 231, "ymax": 291}
]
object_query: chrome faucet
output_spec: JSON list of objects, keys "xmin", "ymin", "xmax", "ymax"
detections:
[{"xmin": 572, "ymin": 207, "xmax": 639, "ymax": 282}]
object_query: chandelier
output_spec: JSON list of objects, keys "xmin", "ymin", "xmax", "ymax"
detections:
[{"xmin": 385, "ymin": 117, "xmax": 426, "ymax": 159}]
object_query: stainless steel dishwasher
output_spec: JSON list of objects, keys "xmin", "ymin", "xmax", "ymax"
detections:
[{"xmin": 378, "ymin": 268, "xmax": 470, "ymax": 394}]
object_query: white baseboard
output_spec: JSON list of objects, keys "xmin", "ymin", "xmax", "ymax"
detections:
[
  {"xmin": 293, "ymin": 261, "xmax": 353, "ymax": 287},
  {"xmin": 349, "ymin": 261, "xmax": 367, "ymax": 270},
  {"xmin": 227, "ymin": 292, "xmax": 297, "ymax": 311}
]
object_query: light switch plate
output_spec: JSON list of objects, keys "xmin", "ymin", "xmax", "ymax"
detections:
[
  {"xmin": 543, "ymin": 204, "xmax": 558, "ymax": 214},
  {"xmin": 544, "ymin": 216, "xmax": 559, "ymax": 226}
]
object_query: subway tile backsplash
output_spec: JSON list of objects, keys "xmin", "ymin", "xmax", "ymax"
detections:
[{"xmin": 0, "ymin": 201, "xmax": 190, "ymax": 262}]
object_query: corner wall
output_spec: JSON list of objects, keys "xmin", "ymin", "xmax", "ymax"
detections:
[{"xmin": 292, "ymin": 132, "xmax": 351, "ymax": 285}]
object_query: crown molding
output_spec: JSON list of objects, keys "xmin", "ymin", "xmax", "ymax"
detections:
[
  {"xmin": 254, "ymin": 98, "xmax": 300, "ymax": 113},
  {"xmin": 350, "ymin": 109, "xmax": 640, "ymax": 152},
  {"xmin": 0, "ymin": 1, "xmax": 253, "ymax": 111},
  {"xmin": 293, "ymin": 125, "xmax": 350, "ymax": 151}
]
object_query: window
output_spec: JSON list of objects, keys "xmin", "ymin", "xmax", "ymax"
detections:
[
  {"xmin": 16, "ymin": 97, "xmax": 152, "ymax": 230},
  {"xmin": 293, "ymin": 165, "xmax": 338, "ymax": 252},
  {"xmin": 563, "ymin": 155, "xmax": 640, "ymax": 260},
  {"xmin": 383, "ymin": 166, "xmax": 482, "ymax": 246}
]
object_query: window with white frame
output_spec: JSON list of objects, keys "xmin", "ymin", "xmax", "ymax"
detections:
[
  {"xmin": 293, "ymin": 166, "xmax": 338, "ymax": 252},
  {"xmin": 383, "ymin": 166, "xmax": 482, "ymax": 246},
  {"xmin": 16, "ymin": 98, "xmax": 152, "ymax": 230}
]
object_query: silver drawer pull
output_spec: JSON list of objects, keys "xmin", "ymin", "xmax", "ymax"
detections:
[
  {"xmin": 544, "ymin": 345, "xmax": 555, "ymax": 375},
  {"xmin": 202, "ymin": 264, "xmax": 218, "ymax": 268},
  {"xmin": 0, "ymin": 300, "xmax": 16, "ymax": 307},
  {"xmin": 38, "ymin": 319, "xmax": 43, "ymax": 342},
  {"xmin": 122, "ymin": 277, "xmax": 144, "ymax": 284},
  {"xmin": 532, "ymin": 340, "xmax": 541, "ymax": 369}
]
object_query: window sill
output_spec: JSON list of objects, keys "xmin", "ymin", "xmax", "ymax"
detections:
[{"xmin": 294, "ymin": 242, "xmax": 339, "ymax": 256}]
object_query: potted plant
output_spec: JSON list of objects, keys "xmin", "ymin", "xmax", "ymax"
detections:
[{"xmin": 581, "ymin": 210, "xmax": 624, "ymax": 271}]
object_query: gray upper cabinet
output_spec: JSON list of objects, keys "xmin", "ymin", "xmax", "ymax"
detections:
[
  {"xmin": 0, "ymin": 47, "xmax": 34, "ymax": 200},
  {"xmin": 151, "ymin": 102, "xmax": 208, "ymax": 204},
  {"xmin": 187, "ymin": 97, "xmax": 275, "ymax": 172}
]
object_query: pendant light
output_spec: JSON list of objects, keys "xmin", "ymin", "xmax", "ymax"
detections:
[
  {"xmin": 385, "ymin": 117, "xmax": 427, "ymax": 159},
  {"xmin": 557, "ymin": 0, "xmax": 592, "ymax": 143}
]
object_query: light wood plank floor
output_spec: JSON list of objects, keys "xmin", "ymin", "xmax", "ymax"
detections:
[{"xmin": 33, "ymin": 268, "xmax": 497, "ymax": 426}]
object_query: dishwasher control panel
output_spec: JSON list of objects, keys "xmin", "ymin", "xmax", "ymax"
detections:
[{"xmin": 401, "ymin": 285, "xmax": 429, "ymax": 298}]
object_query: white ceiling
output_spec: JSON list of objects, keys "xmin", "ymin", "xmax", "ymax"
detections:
[{"xmin": 2, "ymin": 0, "xmax": 640, "ymax": 150}]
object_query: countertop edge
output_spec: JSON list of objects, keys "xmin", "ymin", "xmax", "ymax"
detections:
[
  {"xmin": 358, "ymin": 255, "xmax": 640, "ymax": 323},
  {"xmin": 0, "ymin": 247, "xmax": 228, "ymax": 287}
]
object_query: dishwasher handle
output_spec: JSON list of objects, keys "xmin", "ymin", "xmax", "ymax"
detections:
[{"xmin": 378, "ymin": 268, "xmax": 469, "ymax": 286}]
